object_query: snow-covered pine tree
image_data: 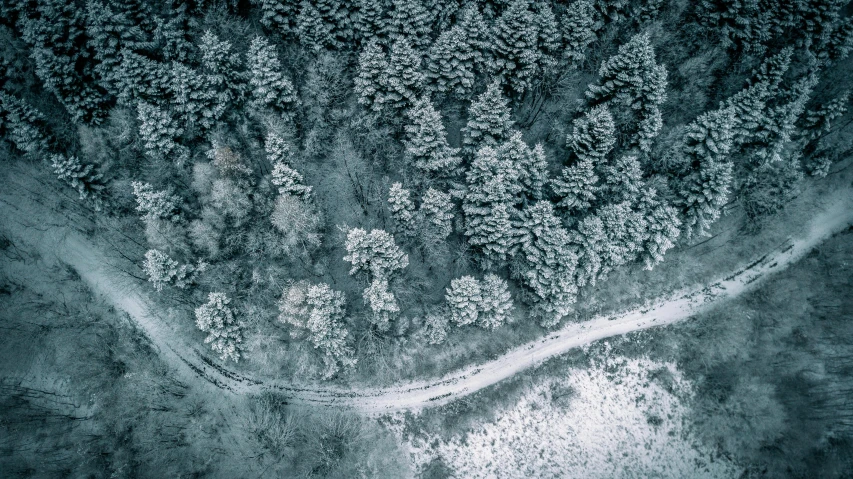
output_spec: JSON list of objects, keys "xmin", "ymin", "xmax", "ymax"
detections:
[
  {"xmin": 488, "ymin": 0, "xmax": 555, "ymax": 94},
  {"xmin": 137, "ymin": 101, "xmax": 188, "ymax": 163},
  {"xmin": 19, "ymin": 0, "xmax": 108, "ymax": 124},
  {"xmin": 497, "ymin": 131, "xmax": 548, "ymax": 200},
  {"xmin": 752, "ymin": 73, "xmax": 818, "ymax": 165},
  {"xmin": 463, "ymin": 146, "xmax": 524, "ymax": 264},
  {"xmin": 571, "ymin": 214, "xmax": 606, "ymax": 287},
  {"xmin": 585, "ymin": 33, "xmax": 667, "ymax": 151},
  {"xmin": 266, "ymin": 132, "xmax": 313, "ymax": 200},
  {"xmin": 85, "ymin": 0, "xmax": 154, "ymax": 96},
  {"xmin": 384, "ymin": 38, "xmax": 426, "ymax": 115},
  {"xmin": 343, "ymin": 228, "xmax": 409, "ymax": 280},
  {"xmin": 353, "ymin": 0, "xmax": 388, "ymax": 45},
  {"xmin": 567, "ymin": 104, "xmax": 616, "ymax": 163},
  {"xmin": 257, "ymin": 0, "xmax": 299, "ymax": 36},
  {"xmin": 194, "ymin": 292, "xmax": 243, "ymax": 362},
  {"xmin": 131, "ymin": 181, "xmax": 182, "ymax": 222},
  {"xmin": 596, "ymin": 200, "xmax": 648, "ymax": 270},
  {"xmin": 517, "ymin": 201, "xmax": 579, "ymax": 328},
  {"xmin": 478, "ymin": 274, "xmax": 513, "ymax": 329},
  {"xmin": 278, "ymin": 280, "xmax": 356, "ymax": 378},
  {"xmin": 388, "ymin": 182, "xmax": 417, "ymax": 236},
  {"xmin": 167, "ymin": 61, "xmax": 220, "ymax": 132},
  {"xmin": 422, "ymin": 311, "xmax": 449, "ymax": 344},
  {"xmin": 142, "ymin": 249, "xmax": 204, "ymax": 291},
  {"xmin": 112, "ymin": 50, "xmax": 169, "ymax": 106},
  {"xmin": 638, "ymin": 188, "xmax": 681, "ymax": 270},
  {"xmin": 51, "ymin": 154, "xmax": 106, "ymax": 211},
  {"xmin": 420, "ymin": 187, "xmax": 454, "ymax": 242},
  {"xmin": 363, "ymin": 278, "xmax": 400, "ymax": 331},
  {"xmin": 403, "ymin": 97, "xmax": 462, "ymax": 176},
  {"xmin": 445, "ymin": 275, "xmax": 482, "ymax": 326},
  {"xmin": 355, "ymin": 38, "xmax": 390, "ymax": 113},
  {"xmin": 295, "ymin": 1, "xmax": 335, "ymax": 51},
  {"xmin": 199, "ymin": 31, "xmax": 244, "ymax": 119},
  {"xmin": 561, "ymin": 0, "xmax": 600, "ymax": 66},
  {"xmin": 801, "ymin": 90, "xmax": 849, "ymax": 142},
  {"xmin": 552, "ymin": 159, "xmax": 598, "ymax": 212},
  {"xmin": 0, "ymin": 92, "xmax": 51, "ymax": 156},
  {"xmin": 426, "ymin": 23, "xmax": 481, "ymax": 99},
  {"xmin": 601, "ymin": 155, "xmax": 644, "ymax": 203},
  {"xmin": 385, "ymin": 0, "xmax": 432, "ymax": 49},
  {"xmin": 246, "ymin": 36, "xmax": 299, "ymax": 114},
  {"xmin": 461, "ymin": 79, "xmax": 514, "ymax": 156}
]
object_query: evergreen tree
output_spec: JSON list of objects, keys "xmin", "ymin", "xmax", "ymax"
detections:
[
  {"xmin": 385, "ymin": 0, "xmax": 433, "ymax": 49},
  {"xmin": 85, "ymin": 0, "xmax": 154, "ymax": 96},
  {"xmin": 552, "ymin": 159, "xmax": 598, "ymax": 212},
  {"xmin": 426, "ymin": 24, "xmax": 481, "ymax": 98},
  {"xmin": 384, "ymin": 38, "xmax": 426, "ymax": 114},
  {"xmin": 278, "ymin": 281, "xmax": 356, "ymax": 378},
  {"xmin": 267, "ymin": 132, "xmax": 313, "ymax": 200},
  {"xmin": 363, "ymin": 278, "xmax": 400, "ymax": 331},
  {"xmin": 488, "ymin": 0, "xmax": 558, "ymax": 94},
  {"xmin": 314, "ymin": 0, "xmax": 354, "ymax": 48},
  {"xmin": 51, "ymin": 154, "xmax": 106, "ymax": 210},
  {"xmin": 423, "ymin": 311, "xmax": 449, "ymax": 344},
  {"xmin": 112, "ymin": 50, "xmax": 169, "ymax": 105},
  {"xmin": 19, "ymin": 0, "xmax": 108, "ymax": 124},
  {"xmin": 246, "ymin": 36, "xmax": 299, "ymax": 113},
  {"xmin": 457, "ymin": 2, "xmax": 490, "ymax": 54},
  {"xmin": 137, "ymin": 101, "xmax": 188, "ymax": 163},
  {"xmin": 597, "ymin": 201, "xmax": 648, "ymax": 270},
  {"xmin": 343, "ymin": 228, "xmax": 409, "ymax": 280},
  {"xmin": 517, "ymin": 201, "xmax": 578, "ymax": 328},
  {"xmin": 445, "ymin": 275, "xmax": 482, "ymax": 326},
  {"xmin": 679, "ymin": 158, "xmax": 734, "ymax": 238},
  {"xmin": 461, "ymin": 79, "xmax": 514, "ymax": 156},
  {"xmin": 638, "ymin": 188, "xmax": 681, "ymax": 270},
  {"xmin": 388, "ymin": 182, "xmax": 417, "ymax": 235},
  {"xmin": 801, "ymin": 90, "xmax": 849, "ymax": 142},
  {"xmin": 355, "ymin": 38, "xmax": 390, "ymax": 113},
  {"xmin": 420, "ymin": 187, "xmax": 454, "ymax": 243},
  {"xmin": 585, "ymin": 33, "xmax": 667, "ymax": 151},
  {"xmin": 571, "ymin": 214, "xmax": 606, "ymax": 287},
  {"xmin": 0, "ymin": 92, "xmax": 51, "ymax": 155},
  {"xmin": 194, "ymin": 292, "xmax": 243, "ymax": 362},
  {"xmin": 567, "ymin": 104, "xmax": 616, "ymax": 163},
  {"xmin": 295, "ymin": 1, "xmax": 335, "ymax": 51},
  {"xmin": 257, "ymin": 0, "xmax": 300, "ymax": 36},
  {"xmin": 561, "ymin": 0, "xmax": 600, "ymax": 66},
  {"xmin": 500, "ymin": 131, "xmax": 548, "ymax": 200},
  {"xmin": 403, "ymin": 97, "xmax": 461, "ymax": 176},
  {"xmin": 353, "ymin": 0, "xmax": 389, "ymax": 45},
  {"xmin": 142, "ymin": 249, "xmax": 204, "ymax": 291},
  {"xmin": 199, "ymin": 31, "xmax": 244, "ymax": 117},
  {"xmin": 753, "ymin": 73, "xmax": 818, "ymax": 164},
  {"xmin": 601, "ymin": 155, "xmax": 643, "ymax": 203},
  {"xmin": 131, "ymin": 181, "xmax": 182, "ymax": 222},
  {"xmin": 478, "ymin": 274, "xmax": 514, "ymax": 329},
  {"xmin": 167, "ymin": 61, "xmax": 220, "ymax": 132}
]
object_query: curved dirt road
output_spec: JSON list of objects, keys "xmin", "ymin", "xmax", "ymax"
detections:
[{"xmin": 2, "ymin": 183, "xmax": 851, "ymax": 414}]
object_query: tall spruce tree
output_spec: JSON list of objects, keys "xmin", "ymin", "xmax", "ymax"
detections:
[
  {"xmin": 461, "ymin": 80, "xmax": 514, "ymax": 156},
  {"xmin": 246, "ymin": 36, "xmax": 299, "ymax": 114},
  {"xmin": 403, "ymin": 97, "xmax": 462, "ymax": 176}
]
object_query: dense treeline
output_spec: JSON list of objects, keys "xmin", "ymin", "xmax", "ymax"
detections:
[{"xmin": 1, "ymin": 0, "xmax": 851, "ymax": 378}]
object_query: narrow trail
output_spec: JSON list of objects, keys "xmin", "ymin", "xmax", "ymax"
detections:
[{"xmin": 2, "ymin": 183, "xmax": 851, "ymax": 414}]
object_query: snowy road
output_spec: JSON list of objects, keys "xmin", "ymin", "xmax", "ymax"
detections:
[{"xmin": 2, "ymin": 183, "xmax": 851, "ymax": 414}]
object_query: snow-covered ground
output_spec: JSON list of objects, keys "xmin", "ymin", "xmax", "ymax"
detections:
[{"xmin": 402, "ymin": 352, "xmax": 739, "ymax": 478}]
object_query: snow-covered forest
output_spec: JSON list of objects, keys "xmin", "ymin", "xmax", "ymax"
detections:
[{"xmin": 1, "ymin": 0, "xmax": 853, "ymax": 477}]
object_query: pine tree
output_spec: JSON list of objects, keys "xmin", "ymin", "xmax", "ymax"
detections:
[
  {"xmin": 499, "ymin": 131, "xmax": 548, "ymax": 200},
  {"xmin": 295, "ymin": 1, "xmax": 335, "ymax": 51},
  {"xmin": 420, "ymin": 187, "xmax": 454, "ymax": 242},
  {"xmin": 679, "ymin": 158, "xmax": 734, "ymax": 238},
  {"xmin": 384, "ymin": 38, "xmax": 426, "ymax": 114},
  {"xmin": 423, "ymin": 311, "xmax": 449, "ymax": 344},
  {"xmin": 355, "ymin": 38, "xmax": 390, "ymax": 113},
  {"xmin": 638, "ymin": 188, "xmax": 680, "ymax": 270},
  {"xmin": 199, "ymin": 31, "xmax": 244, "ymax": 117},
  {"xmin": 461, "ymin": 79, "xmax": 514, "ymax": 156},
  {"xmin": 801, "ymin": 90, "xmax": 849, "ymax": 142},
  {"xmin": 343, "ymin": 228, "xmax": 409, "ymax": 280},
  {"xmin": 266, "ymin": 132, "xmax": 313, "ymax": 200},
  {"xmin": 445, "ymin": 275, "xmax": 482, "ymax": 326},
  {"xmin": 131, "ymin": 181, "xmax": 181, "ymax": 222},
  {"xmin": 51, "ymin": 154, "xmax": 106, "ymax": 211},
  {"xmin": 194, "ymin": 292, "xmax": 243, "ymax": 362},
  {"xmin": 517, "ymin": 201, "xmax": 579, "ymax": 328},
  {"xmin": 457, "ymin": 2, "xmax": 490, "ymax": 54},
  {"xmin": 257, "ymin": 0, "xmax": 300, "ymax": 36},
  {"xmin": 152, "ymin": 6, "xmax": 194, "ymax": 62},
  {"xmin": 426, "ymin": 24, "xmax": 481, "ymax": 98},
  {"xmin": 601, "ymin": 155, "xmax": 643, "ymax": 203},
  {"xmin": 385, "ymin": 0, "xmax": 433, "ymax": 49},
  {"xmin": 552, "ymin": 159, "xmax": 598, "ymax": 212},
  {"xmin": 388, "ymin": 182, "xmax": 417, "ymax": 236},
  {"xmin": 85, "ymin": 0, "xmax": 154, "ymax": 96},
  {"xmin": 753, "ymin": 73, "xmax": 818, "ymax": 164},
  {"xmin": 246, "ymin": 36, "xmax": 299, "ymax": 113},
  {"xmin": 0, "ymin": 92, "xmax": 51, "ymax": 155},
  {"xmin": 167, "ymin": 61, "xmax": 220, "ymax": 132},
  {"xmin": 353, "ymin": 0, "xmax": 388, "ymax": 45},
  {"xmin": 142, "ymin": 249, "xmax": 203, "ymax": 291},
  {"xmin": 488, "ymin": 0, "xmax": 552, "ymax": 94},
  {"xmin": 478, "ymin": 274, "xmax": 514, "ymax": 329},
  {"xmin": 722, "ymin": 82, "xmax": 771, "ymax": 147},
  {"xmin": 597, "ymin": 201, "xmax": 648, "ymax": 270},
  {"xmin": 567, "ymin": 104, "xmax": 616, "ymax": 163},
  {"xmin": 363, "ymin": 278, "xmax": 400, "ymax": 331},
  {"xmin": 19, "ymin": 0, "xmax": 108, "ymax": 124},
  {"xmin": 278, "ymin": 281, "xmax": 356, "ymax": 378},
  {"xmin": 137, "ymin": 101, "xmax": 188, "ymax": 163},
  {"xmin": 425, "ymin": 0, "xmax": 461, "ymax": 32},
  {"xmin": 561, "ymin": 0, "xmax": 600, "ymax": 66},
  {"xmin": 463, "ymin": 146, "xmax": 524, "ymax": 263},
  {"xmin": 571, "ymin": 214, "xmax": 606, "ymax": 287},
  {"xmin": 585, "ymin": 33, "xmax": 667, "ymax": 150},
  {"xmin": 403, "ymin": 97, "xmax": 461, "ymax": 176},
  {"xmin": 113, "ymin": 50, "xmax": 169, "ymax": 105},
  {"xmin": 315, "ymin": 0, "xmax": 354, "ymax": 48}
]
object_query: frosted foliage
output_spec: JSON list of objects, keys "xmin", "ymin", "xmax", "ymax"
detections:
[
  {"xmin": 425, "ymin": 357, "xmax": 739, "ymax": 478},
  {"xmin": 194, "ymin": 292, "xmax": 242, "ymax": 363},
  {"xmin": 247, "ymin": 36, "xmax": 298, "ymax": 112},
  {"xmin": 51, "ymin": 154, "xmax": 105, "ymax": 210},
  {"xmin": 136, "ymin": 101, "xmax": 186, "ymax": 161},
  {"xmin": 445, "ymin": 276, "xmax": 482, "ymax": 326},
  {"xmin": 343, "ymin": 228, "xmax": 409, "ymax": 280},
  {"xmin": 404, "ymin": 97, "xmax": 461, "ymax": 175},
  {"xmin": 552, "ymin": 159, "xmax": 598, "ymax": 212},
  {"xmin": 422, "ymin": 312, "xmax": 449, "ymax": 345},
  {"xmin": 461, "ymin": 79, "xmax": 514, "ymax": 154},
  {"xmin": 363, "ymin": 278, "xmax": 400, "ymax": 331},
  {"xmin": 142, "ymin": 249, "xmax": 203, "ymax": 291},
  {"xmin": 270, "ymin": 194, "xmax": 322, "ymax": 255},
  {"xmin": 131, "ymin": 181, "xmax": 181, "ymax": 222},
  {"xmin": 478, "ymin": 274, "xmax": 514, "ymax": 329},
  {"xmin": 388, "ymin": 182, "xmax": 416, "ymax": 234},
  {"xmin": 420, "ymin": 188, "xmax": 454, "ymax": 241}
]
